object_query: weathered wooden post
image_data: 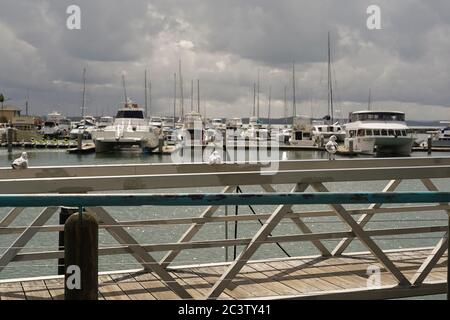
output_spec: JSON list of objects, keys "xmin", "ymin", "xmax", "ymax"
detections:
[
  {"xmin": 7, "ymin": 127, "xmax": 13, "ymax": 153},
  {"xmin": 58, "ymin": 207, "xmax": 78, "ymax": 275},
  {"xmin": 64, "ymin": 208, "xmax": 98, "ymax": 300},
  {"xmin": 427, "ymin": 135, "xmax": 432, "ymax": 155}
]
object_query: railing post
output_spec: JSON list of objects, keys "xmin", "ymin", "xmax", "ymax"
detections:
[
  {"xmin": 64, "ymin": 208, "xmax": 98, "ymax": 300},
  {"xmin": 58, "ymin": 207, "xmax": 78, "ymax": 275}
]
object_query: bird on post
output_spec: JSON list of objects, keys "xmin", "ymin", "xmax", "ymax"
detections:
[
  {"xmin": 12, "ymin": 152, "xmax": 28, "ymax": 169},
  {"xmin": 325, "ymin": 135, "xmax": 338, "ymax": 160}
]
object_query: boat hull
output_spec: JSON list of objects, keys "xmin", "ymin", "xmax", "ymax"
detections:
[{"xmin": 374, "ymin": 137, "xmax": 413, "ymax": 156}]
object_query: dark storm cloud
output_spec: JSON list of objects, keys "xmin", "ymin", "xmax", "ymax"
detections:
[{"xmin": 0, "ymin": 0, "xmax": 450, "ymax": 120}]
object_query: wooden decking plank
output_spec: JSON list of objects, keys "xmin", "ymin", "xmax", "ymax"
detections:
[
  {"xmin": 190, "ymin": 266, "xmax": 254, "ymax": 299},
  {"xmin": 131, "ymin": 272, "xmax": 179, "ymax": 300},
  {"xmin": 0, "ymin": 282, "xmax": 26, "ymax": 300},
  {"xmin": 109, "ymin": 273, "xmax": 156, "ymax": 300},
  {"xmin": 21, "ymin": 280, "xmax": 52, "ymax": 300},
  {"xmin": 208, "ymin": 265, "xmax": 279, "ymax": 298},
  {"xmin": 266, "ymin": 261, "xmax": 342, "ymax": 292},
  {"xmin": 283, "ymin": 260, "xmax": 358, "ymax": 290},
  {"xmin": 44, "ymin": 279, "xmax": 64, "ymax": 300},
  {"xmin": 98, "ymin": 275, "xmax": 130, "ymax": 300},
  {"xmin": 174, "ymin": 268, "xmax": 233, "ymax": 299},
  {"xmin": 250, "ymin": 262, "xmax": 321, "ymax": 294},
  {"xmin": 243, "ymin": 264, "xmax": 300, "ymax": 296}
]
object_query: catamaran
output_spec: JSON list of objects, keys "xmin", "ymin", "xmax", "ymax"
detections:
[{"xmin": 92, "ymin": 100, "xmax": 160, "ymax": 153}]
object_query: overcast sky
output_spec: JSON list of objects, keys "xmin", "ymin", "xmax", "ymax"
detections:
[{"xmin": 1, "ymin": 0, "xmax": 450, "ymax": 121}]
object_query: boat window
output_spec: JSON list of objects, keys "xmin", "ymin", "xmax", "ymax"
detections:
[
  {"xmin": 116, "ymin": 110, "xmax": 144, "ymax": 119},
  {"xmin": 357, "ymin": 129, "xmax": 364, "ymax": 136},
  {"xmin": 395, "ymin": 130, "xmax": 401, "ymax": 136},
  {"xmin": 373, "ymin": 130, "xmax": 380, "ymax": 136},
  {"xmin": 318, "ymin": 127, "xmax": 322, "ymax": 132},
  {"xmin": 381, "ymin": 129, "xmax": 387, "ymax": 136},
  {"xmin": 388, "ymin": 129, "xmax": 395, "ymax": 136},
  {"xmin": 401, "ymin": 130, "xmax": 407, "ymax": 136},
  {"xmin": 44, "ymin": 122, "xmax": 56, "ymax": 127},
  {"xmin": 365, "ymin": 130, "xmax": 373, "ymax": 136}
]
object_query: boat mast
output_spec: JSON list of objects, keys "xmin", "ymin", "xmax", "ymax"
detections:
[
  {"xmin": 122, "ymin": 73, "xmax": 128, "ymax": 105},
  {"xmin": 144, "ymin": 69, "xmax": 148, "ymax": 117},
  {"xmin": 328, "ymin": 31, "xmax": 334, "ymax": 124},
  {"xmin": 25, "ymin": 89, "xmax": 29, "ymax": 116},
  {"xmin": 368, "ymin": 88, "xmax": 372, "ymax": 111},
  {"xmin": 284, "ymin": 85, "xmax": 287, "ymax": 126},
  {"xmin": 253, "ymin": 82, "xmax": 256, "ymax": 117},
  {"xmin": 257, "ymin": 70, "xmax": 260, "ymax": 119},
  {"xmin": 197, "ymin": 79, "xmax": 200, "ymax": 114},
  {"xmin": 173, "ymin": 73, "xmax": 177, "ymax": 129},
  {"xmin": 82, "ymin": 68, "xmax": 86, "ymax": 119},
  {"xmin": 179, "ymin": 60, "xmax": 184, "ymax": 119},
  {"xmin": 292, "ymin": 62, "xmax": 296, "ymax": 118},
  {"xmin": 190, "ymin": 79, "xmax": 194, "ymax": 111},
  {"xmin": 268, "ymin": 86, "xmax": 272, "ymax": 128},
  {"xmin": 149, "ymin": 80, "xmax": 152, "ymax": 117}
]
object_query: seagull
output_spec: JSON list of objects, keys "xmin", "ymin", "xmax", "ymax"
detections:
[
  {"xmin": 12, "ymin": 152, "xmax": 28, "ymax": 170},
  {"xmin": 325, "ymin": 135, "xmax": 338, "ymax": 160},
  {"xmin": 208, "ymin": 150, "xmax": 223, "ymax": 165}
]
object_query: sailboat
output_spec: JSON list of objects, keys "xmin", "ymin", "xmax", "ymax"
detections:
[{"xmin": 311, "ymin": 32, "xmax": 346, "ymax": 144}]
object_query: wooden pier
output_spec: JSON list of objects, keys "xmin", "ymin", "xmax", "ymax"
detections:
[
  {"xmin": 0, "ymin": 157, "xmax": 449, "ymax": 300},
  {"xmin": 0, "ymin": 247, "xmax": 447, "ymax": 300}
]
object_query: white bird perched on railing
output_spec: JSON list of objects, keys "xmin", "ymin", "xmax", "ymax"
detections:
[
  {"xmin": 208, "ymin": 150, "xmax": 223, "ymax": 165},
  {"xmin": 11, "ymin": 152, "xmax": 28, "ymax": 169},
  {"xmin": 325, "ymin": 135, "xmax": 338, "ymax": 160}
]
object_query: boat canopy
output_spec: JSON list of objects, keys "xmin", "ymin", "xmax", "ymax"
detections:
[
  {"xmin": 116, "ymin": 109, "xmax": 144, "ymax": 119},
  {"xmin": 349, "ymin": 111, "xmax": 405, "ymax": 122}
]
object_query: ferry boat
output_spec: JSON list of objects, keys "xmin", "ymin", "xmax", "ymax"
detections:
[
  {"xmin": 92, "ymin": 100, "xmax": 160, "ymax": 153},
  {"xmin": 344, "ymin": 110, "xmax": 414, "ymax": 156}
]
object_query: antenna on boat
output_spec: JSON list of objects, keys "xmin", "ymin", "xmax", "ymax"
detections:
[
  {"xmin": 327, "ymin": 31, "xmax": 334, "ymax": 124},
  {"xmin": 173, "ymin": 73, "xmax": 177, "ymax": 129},
  {"xmin": 82, "ymin": 68, "xmax": 86, "ymax": 119},
  {"xmin": 292, "ymin": 62, "xmax": 296, "ymax": 118},
  {"xmin": 368, "ymin": 88, "xmax": 372, "ymax": 111},
  {"xmin": 144, "ymin": 69, "xmax": 148, "ymax": 117},
  {"xmin": 179, "ymin": 60, "xmax": 184, "ymax": 119},
  {"xmin": 122, "ymin": 73, "xmax": 128, "ymax": 105}
]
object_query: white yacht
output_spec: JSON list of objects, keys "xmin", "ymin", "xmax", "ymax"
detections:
[
  {"xmin": 41, "ymin": 112, "xmax": 71, "ymax": 137},
  {"xmin": 150, "ymin": 116, "xmax": 163, "ymax": 128},
  {"xmin": 180, "ymin": 111, "xmax": 205, "ymax": 145},
  {"xmin": 344, "ymin": 111, "xmax": 414, "ymax": 156},
  {"xmin": 161, "ymin": 117, "xmax": 175, "ymax": 129},
  {"xmin": 69, "ymin": 116, "xmax": 97, "ymax": 139},
  {"xmin": 96, "ymin": 116, "xmax": 114, "ymax": 129},
  {"xmin": 92, "ymin": 100, "xmax": 160, "ymax": 153},
  {"xmin": 289, "ymin": 115, "xmax": 312, "ymax": 144},
  {"xmin": 428, "ymin": 123, "xmax": 450, "ymax": 148},
  {"xmin": 211, "ymin": 118, "xmax": 225, "ymax": 130},
  {"xmin": 311, "ymin": 121, "xmax": 346, "ymax": 144}
]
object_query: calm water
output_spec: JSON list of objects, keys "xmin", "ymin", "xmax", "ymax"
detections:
[{"xmin": 0, "ymin": 148, "xmax": 448, "ymax": 299}]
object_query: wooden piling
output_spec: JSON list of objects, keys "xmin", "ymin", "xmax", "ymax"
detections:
[
  {"xmin": 58, "ymin": 207, "xmax": 78, "ymax": 275},
  {"xmin": 64, "ymin": 209, "xmax": 98, "ymax": 300},
  {"xmin": 427, "ymin": 136, "xmax": 432, "ymax": 155},
  {"xmin": 7, "ymin": 127, "xmax": 13, "ymax": 153}
]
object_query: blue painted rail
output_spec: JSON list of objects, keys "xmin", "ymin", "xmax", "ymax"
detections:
[{"xmin": 0, "ymin": 192, "xmax": 449, "ymax": 207}]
